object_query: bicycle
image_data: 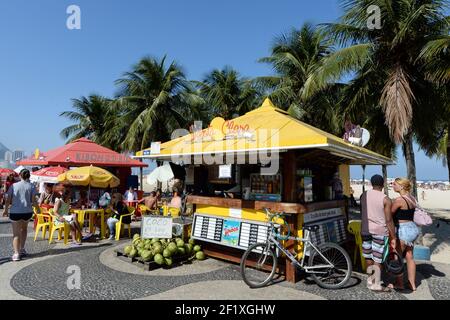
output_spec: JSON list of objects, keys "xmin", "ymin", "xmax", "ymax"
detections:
[{"xmin": 240, "ymin": 208, "xmax": 352, "ymax": 289}]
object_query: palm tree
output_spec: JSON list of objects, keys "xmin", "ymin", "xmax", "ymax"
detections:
[
  {"xmin": 115, "ymin": 56, "xmax": 207, "ymax": 151},
  {"xmin": 417, "ymin": 36, "xmax": 450, "ymax": 180},
  {"xmin": 257, "ymin": 23, "xmax": 344, "ymax": 136},
  {"xmin": 302, "ymin": 0, "xmax": 449, "ymax": 197},
  {"xmin": 60, "ymin": 95, "xmax": 112, "ymax": 145},
  {"xmin": 196, "ymin": 66, "xmax": 262, "ymax": 120}
]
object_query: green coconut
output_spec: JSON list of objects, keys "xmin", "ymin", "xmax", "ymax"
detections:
[
  {"xmin": 164, "ymin": 257, "xmax": 173, "ymax": 267},
  {"xmin": 185, "ymin": 244, "xmax": 193, "ymax": 255},
  {"xmin": 152, "ymin": 245, "xmax": 163, "ymax": 255},
  {"xmin": 154, "ymin": 254, "xmax": 164, "ymax": 265},
  {"xmin": 141, "ymin": 250, "xmax": 153, "ymax": 262},
  {"xmin": 176, "ymin": 239, "xmax": 185, "ymax": 248},
  {"xmin": 168, "ymin": 242, "xmax": 178, "ymax": 254},
  {"xmin": 163, "ymin": 248, "xmax": 172, "ymax": 258},
  {"xmin": 129, "ymin": 248, "xmax": 138, "ymax": 258},
  {"xmin": 152, "ymin": 241, "xmax": 162, "ymax": 248},
  {"xmin": 195, "ymin": 251, "xmax": 206, "ymax": 260},
  {"xmin": 189, "ymin": 238, "xmax": 195, "ymax": 245},
  {"xmin": 193, "ymin": 245, "xmax": 201, "ymax": 252},
  {"xmin": 177, "ymin": 247, "xmax": 186, "ymax": 256},
  {"xmin": 123, "ymin": 245, "xmax": 133, "ymax": 256}
]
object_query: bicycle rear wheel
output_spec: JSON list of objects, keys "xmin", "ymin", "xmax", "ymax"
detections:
[
  {"xmin": 308, "ymin": 242, "xmax": 352, "ymax": 289},
  {"xmin": 240, "ymin": 242, "xmax": 277, "ymax": 288}
]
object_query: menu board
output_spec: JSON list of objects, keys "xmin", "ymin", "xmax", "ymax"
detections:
[
  {"xmin": 192, "ymin": 214, "xmax": 274, "ymax": 251},
  {"xmin": 193, "ymin": 215, "xmax": 223, "ymax": 242},
  {"xmin": 239, "ymin": 223, "xmax": 270, "ymax": 248},
  {"xmin": 306, "ymin": 217, "xmax": 347, "ymax": 246}
]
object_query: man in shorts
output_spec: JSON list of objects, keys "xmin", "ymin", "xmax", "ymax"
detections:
[{"xmin": 360, "ymin": 174, "xmax": 397, "ymax": 291}]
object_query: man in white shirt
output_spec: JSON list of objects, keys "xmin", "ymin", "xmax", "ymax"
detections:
[{"xmin": 124, "ymin": 187, "xmax": 137, "ymax": 202}]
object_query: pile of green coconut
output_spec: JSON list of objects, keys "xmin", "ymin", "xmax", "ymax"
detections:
[{"xmin": 122, "ymin": 234, "xmax": 206, "ymax": 267}]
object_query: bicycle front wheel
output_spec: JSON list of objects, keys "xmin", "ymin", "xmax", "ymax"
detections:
[
  {"xmin": 240, "ymin": 242, "xmax": 277, "ymax": 288},
  {"xmin": 308, "ymin": 242, "xmax": 352, "ymax": 289}
]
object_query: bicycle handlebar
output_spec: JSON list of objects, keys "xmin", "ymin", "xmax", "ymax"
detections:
[{"xmin": 263, "ymin": 207, "xmax": 292, "ymax": 222}]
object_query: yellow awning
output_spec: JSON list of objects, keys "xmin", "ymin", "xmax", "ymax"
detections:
[{"xmin": 135, "ymin": 98, "xmax": 393, "ymax": 165}]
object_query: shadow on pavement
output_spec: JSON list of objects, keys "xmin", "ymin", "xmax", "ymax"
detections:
[
  {"xmin": 0, "ymin": 242, "xmax": 114, "ymax": 266},
  {"xmin": 416, "ymin": 263, "xmax": 447, "ymax": 279}
]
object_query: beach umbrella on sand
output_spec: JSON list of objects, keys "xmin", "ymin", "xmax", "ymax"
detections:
[
  {"xmin": 30, "ymin": 166, "xmax": 68, "ymax": 184},
  {"xmin": 57, "ymin": 165, "xmax": 120, "ymax": 188},
  {"xmin": 147, "ymin": 162, "xmax": 174, "ymax": 184}
]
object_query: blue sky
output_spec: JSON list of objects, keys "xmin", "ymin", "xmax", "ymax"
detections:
[{"xmin": 0, "ymin": 0, "xmax": 447, "ymax": 180}]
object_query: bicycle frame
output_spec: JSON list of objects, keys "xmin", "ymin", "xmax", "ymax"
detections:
[{"xmin": 256, "ymin": 216, "xmax": 335, "ymax": 275}]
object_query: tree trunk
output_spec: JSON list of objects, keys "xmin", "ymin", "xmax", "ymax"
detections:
[
  {"xmin": 402, "ymin": 132, "xmax": 418, "ymax": 198},
  {"xmin": 382, "ymin": 165, "xmax": 389, "ymax": 197}
]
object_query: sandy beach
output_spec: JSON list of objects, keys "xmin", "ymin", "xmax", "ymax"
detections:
[{"xmin": 351, "ymin": 184, "xmax": 450, "ymax": 264}]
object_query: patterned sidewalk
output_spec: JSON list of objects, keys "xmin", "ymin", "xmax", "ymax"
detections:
[{"xmin": 0, "ymin": 217, "xmax": 449, "ymax": 300}]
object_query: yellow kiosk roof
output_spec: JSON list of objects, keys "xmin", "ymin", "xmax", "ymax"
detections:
[{"xmin": 135, "ymin": 98, "xmax": 393, "ymax": 165}]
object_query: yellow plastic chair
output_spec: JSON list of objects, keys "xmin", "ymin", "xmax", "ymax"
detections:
[
  {"xmin": 347, "ymin": 220, "xmax": 366, "ymax": 272},
  {"xmin": 162, "ymin": 206, "xmax": 180, "ymax": 217},
  {"xmin": 98, "ymin": 208, "xmax": 112, "ymax": 237},
  {"xmin": 33, "ymin": 207, "xmax": 51, "ymax": 241},
  {"xmin": 138, "ymin": 204, "xmax": 151, "ymax": 215},
  {"xmin": 167, "ymin": 207, "xmax": 180, "ymax": 218},
  {"xmin": 48, "ymin": 209, "xmax": 70, "ymax": 245},
  {"xmin": 115, "ymin": 207, "xmax": 134, "ymax": 241}
]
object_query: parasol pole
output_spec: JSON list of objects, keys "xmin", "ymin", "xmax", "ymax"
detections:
[{"xmin": 362, "ymin": 165, "xmax": 366, "ymax": 194}]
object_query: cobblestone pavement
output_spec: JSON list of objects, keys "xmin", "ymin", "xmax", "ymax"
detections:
[{"xmin": 1, "ymin": 217, "xmax": 449, "ymax": 300}]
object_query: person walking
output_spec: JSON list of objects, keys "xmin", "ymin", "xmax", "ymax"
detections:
[
  {"xmin": 360, "ymin": 174, "xmax": 397, "ymax": 292},
  {"xmin": 390, "ymin": 178, "xmax": 420, "ymax": 291},
  {"xmin": 3, "ymin": 169, "xmax": 38, "ymax": 261}
]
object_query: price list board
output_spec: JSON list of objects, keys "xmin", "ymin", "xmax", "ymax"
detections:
[
  {"xmin": 193, "ymin": 215, "xmax": 223, "ymax": 242},
  {"xmin": 306, "ymin": 217, "xmax": 347, "ymax": 246},
  {"xmin": 192, "ymin": 213, "xmax": 273, "ymax": 251},
  {"xmin": 239, "ymin": 223, "xmax": 270, "ymax": 248}
]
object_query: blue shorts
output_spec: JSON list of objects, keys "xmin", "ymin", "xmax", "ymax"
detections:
[{"xmin": 397, "ymin": 222, "xmax": 419, "ymax": 247}]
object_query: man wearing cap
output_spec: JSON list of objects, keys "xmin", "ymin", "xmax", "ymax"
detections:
[{"xmin": 360, "ymin": 174, "xmax": 397, "ymax": 292}]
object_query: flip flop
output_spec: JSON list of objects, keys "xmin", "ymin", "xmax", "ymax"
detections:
[
  {"xmin": 369, "ymin": 285, "xmax": 392, "ymax": 293},
  {"xmin": 70, "ymin": 242, "xmax": 82, "ymax": 247}
]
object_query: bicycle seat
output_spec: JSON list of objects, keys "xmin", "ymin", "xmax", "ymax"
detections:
[{"xmin": 303, "ymin": 225, "xmax": 320, "ymax": 232}]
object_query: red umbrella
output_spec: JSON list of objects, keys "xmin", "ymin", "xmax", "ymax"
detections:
[
  {"xmin": 0, "ymin": 168, "xmax": 18, "ymax": 179},
  {"xmin": 30, "ymin": 166, "xmax": 68, "ymax": 183}
]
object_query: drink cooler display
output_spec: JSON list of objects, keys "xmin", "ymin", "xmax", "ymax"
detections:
[{"xmin": 249, "ymin": 173, "xmax": 282, "ymax": 202}]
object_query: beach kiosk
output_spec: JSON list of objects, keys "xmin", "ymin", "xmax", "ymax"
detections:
[{"xmin": 135, "ymin": 98, "xmax": 393, "ymax": 282}]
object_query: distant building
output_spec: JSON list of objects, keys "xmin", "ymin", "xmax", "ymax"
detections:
[
  {"xmin": 13, "ymin": 150, "xmax": 25, "ymax": 162},
  {"xmin": 0, "ymin": 160, "xmax": 12, "ymax": 169},
  {"xmin": 4, "ymin": 151, "xmax": 13, "ymax": 162}
]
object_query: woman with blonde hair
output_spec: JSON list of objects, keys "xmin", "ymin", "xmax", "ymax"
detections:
[{"xmin": 390, "ymin": 177, "xmax": 420, "ymax": 291}]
